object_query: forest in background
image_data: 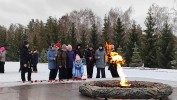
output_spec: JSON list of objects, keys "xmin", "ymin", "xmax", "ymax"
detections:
[{"xmin": 0, "ymin": 4, "xmax": 177, "ymax": 69}]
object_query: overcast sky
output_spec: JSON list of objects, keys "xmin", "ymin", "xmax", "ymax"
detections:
[{"xmin": 0, "ymin": 0, "xmax": 176, "ymax": 28}]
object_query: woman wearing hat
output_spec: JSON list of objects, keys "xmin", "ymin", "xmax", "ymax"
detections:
[
  {"xmin": 95, "ymin": 44, "xmax": 106, "ymax": 78},
  {"xmin": 66, "ymin": 44, "xmax": 75, "ymax": 80},
  {"xmin": 0, "ymin": 47, "xmax": 6, "ymax": 73},
  {"xmin": 47, "ymin": 43, "xmax": 59, "ymax": 81},
  {"xmin": 56, "ymin": 44, "xmax": 67, "ymax": 81}
]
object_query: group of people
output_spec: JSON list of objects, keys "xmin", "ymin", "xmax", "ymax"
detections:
[
  {"xmin": 47, "ymin": 43, "xmax": 84, "ymax": 81},
  {"xmin": 17, "ymin": 40, "xmax": 120, "ymax": 82},
  {"xmin": 47, "ymin": 42, "xmax": 120, "ymax": 82}
]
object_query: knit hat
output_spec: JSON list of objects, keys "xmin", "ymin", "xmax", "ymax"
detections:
[
  {"xmin": 61, "ymin": 44, "xmax": 67, "ymax": 50},
  {"xmin": 99, "ymin": 44, "xmax": 104, "ymax": 47},
  {"xmin": 67, "ymin": 44, "xmax": 72, "ymax": 50},
  {"xmin": 0, "ymin": 47, "xmax": 5, "ymax": 52},
  {"xmin": 75, "ymin": 54, "xmax": 81, "ymax": 61},
  {"xmin": 55, "ymin": 43, "xmax": 61, "ymax": 48},
  {"xmin": 111, "ymin": 44, "xmax": 115, "ymax": 49},
  {"xmin": 51, "ymin": 43, "xmax": 55, "ymax": 47},
  {"xmin": 24, "ymin": 40, "xmax": 29, "ymax": 46}
]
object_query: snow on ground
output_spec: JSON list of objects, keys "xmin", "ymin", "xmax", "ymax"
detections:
[{"xmin": 0, "ymin": 62, "xmax": 177, "ymax": 86}]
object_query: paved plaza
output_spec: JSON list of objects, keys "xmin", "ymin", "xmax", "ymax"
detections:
[{"xmin": 0, "ymin": 78, "xmax": 177, "ymax": 100}]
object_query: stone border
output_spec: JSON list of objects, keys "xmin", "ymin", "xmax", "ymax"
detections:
[{"xmin": 79, "ymin": 80, "xmax": 173, "ymax": 99}]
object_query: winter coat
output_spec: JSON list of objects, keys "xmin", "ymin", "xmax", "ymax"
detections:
[
  {"xmin": 0, "ymin": 51, "xmax": 6, "ymax": 62},
  {"xmin": 95, "ymin": 49, "xmax": 106, "ymax": 68},
  {"xmin": 72, "ymin": 60, "xmax": 84, "ymax": 78},
  {"xmin": 47, "ymin": 49, "xmax": 58, "ymax": 69},
  {"xmin": 57, "ymin": 50, "xmax": 67, "ymax": 68},
  {"xmin": 66, "ymin": 50, "xmax": 75, "ymax": 68},
  {"xmin": 20, "ymin": 45, "xmax": 31, "ymax": 67},
  {"xmin": 85, "ymin": 49, "xmax": 95, "ymax": 67},
  {"xmin": 31, "ymin": 51, "xmax": 38, "ymax": 65}
]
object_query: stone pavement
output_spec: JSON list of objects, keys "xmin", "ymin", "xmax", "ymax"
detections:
[{"xmin": 0, "ymin": 78, "xmax": 177, "ymax": 100}]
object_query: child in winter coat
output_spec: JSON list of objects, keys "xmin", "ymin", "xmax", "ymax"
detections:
[{"xmin": 72, "ymin": 54, "xmax": 84, "ymax": 80}]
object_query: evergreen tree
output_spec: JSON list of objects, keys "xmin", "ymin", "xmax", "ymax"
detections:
[
  {"xmin": 0, "ymin": 26, "xmax": 7, "ymax": 46},
  {"xmin": 113, "ymin": 17, "xmax": 125, "ymax": 49},
  {"xmin": 80, "ymin": 28, "xmax": 87, "ymax": 49},
  {"xmin": 125, "ymin": 22, "xmax": 141, "ymax": 66},
  {"xmin": 58, "ymin": 22, "xmax": 67, "ymax": 44},
  {"xmin": 143, "ymin": 9, "xmax": 157, "ymax": 68},
  {"xmin": 129, "ymin": 43, "xmax": 143, "ymax": 67},
  {"xmin": 32, "ymin": 34, "xmax": 38, "ymax": 49},
  {"xmin": 28, "ymin": 19, "xmax": 35, "ymax": 33},
  {"xmin": 102, "ymin": 16, "xmax": 111, "ymax": 43},
  {"xmin": 70, "ymin": 23, "xmax": 77, "ymax": 47},
  {"xmin": 39, "ymin": 49, "xmax": 47, "ymax": 63},
  {"xmin": 45, "ymin": 16, "xmax": 59, "ymax": 43},
  {"xmin": 6, "ymin": 24, "xmax": 25, "ymax": 61},
  {"xmin": 38, "ymin": 21, "xmax": 48, "ymax": 51},
  {"xmin": 90, "ymin": 23, "xmax": 98, "ymax": 50},
  {"xmin": 157, "ymin": 22, "xmax": 176, "ymax": 69}
]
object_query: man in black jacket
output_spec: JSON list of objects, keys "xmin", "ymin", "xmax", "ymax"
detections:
[
  {"xmin": 85, "ymin": 44, "xmax": 95, "ymax": 78},
  {"xmin": 20, "ymin": 41, "xmax": 32, "ymax": 82}
]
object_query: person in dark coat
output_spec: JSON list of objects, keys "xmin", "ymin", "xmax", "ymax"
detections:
[
  {"xmin": 66, "ymin": 44, "xmax": 75, "ymax": 79},
  {"xmin": 85, "ymin": 44, "xmax": 95, "ymax": 78},
  {"xmin": 56, "ymin": 44, "xmax": 67, "ymax": 81},
  {"xmin": 95, "ymin": 44, "xmax": 106, "ymax": 78},
  {"xmin": 31, "ymin": 49, "xmax": 39, "ymax": 73},
  {"xmin": 20, "ymin": 41, "xmax": 32, "ymax": 82},
  {"xmin": 74, "ymin": 44, "xmax": 84, "ymax": 58},
  {"xmin": 47, "ymin": 43, "xmax": 58, "ymax": 81},
  {"xmin": 108, "ymin": 44, "xmax": 119, "ymax": 78}
]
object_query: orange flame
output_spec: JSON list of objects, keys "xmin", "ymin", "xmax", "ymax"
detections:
[{"xmin": 106, "ymin": 43, "xmax": 130, "ymax": 87}]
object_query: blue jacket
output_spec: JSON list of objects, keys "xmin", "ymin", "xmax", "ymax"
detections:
[
  {"xmin": 66, "ymin": 51, "xmax": 75, "ymax": 68},
  {"xmin": 47, "ymin": 49, "xmax": 58, "ymax": 69},
  {"xmin": 72, "ymin": 60, "xmax": 84, "ymax": 78}
]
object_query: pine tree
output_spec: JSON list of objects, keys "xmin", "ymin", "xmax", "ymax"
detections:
[
  {"xmin": 45, "ymin": 16, "xmax": 60, "ymax": 43},
  {"xmin": 70, "ymin": 23, "xmax": 77, "ymax": 47},
  {"xmin": 58, "ymin": 22, "xmax": 67, "ymax": 44},
  {"xmin": 0, "ymin": 26, "xmax": 7, "ymax": 46},
  {"xmin": 129, "ymin": 43, "xmax": 143, "ymax": 67},
  {"xmin": 125, "ymin": 22, "xmax": 141, "ymax": 66},
  {"xmin": 90, "ymin": 23, "xmax": 98, "ymax": 50},
  {"xmin": 32, "ymin": 34, "xmax": 38, "ymax": 49},
  {"xmin": 113, "ymin": 17, "xmax": 125, "ymax": 49},
  {"xmin": 157, "ymin": 22, "xmax": 176, "ymax": 69},
  {"xmin": 102, "ymin": 16, "xmax": 111, "ymax": 44},
  {"xmin": 38, "ymin": 21, "xmax": 49, "ymax": 50},
  {"xmin": 39, "ymin": 49, "xmax": 47, "ymax": 63},
  {"xmin": 143, "ymin": 9, "xmax": 157, "ymax": 68},
  {"xmin": 80, "ymin": 28, "xmax": 87, "ymax": 49}
]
